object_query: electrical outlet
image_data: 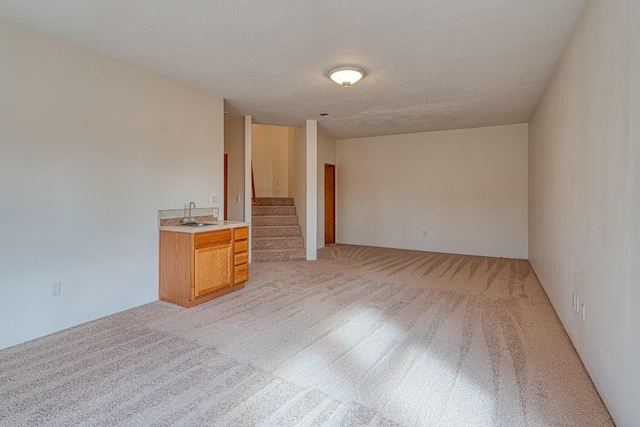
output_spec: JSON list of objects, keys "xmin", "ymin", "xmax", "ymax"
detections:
[
  {"xmin": 51, "ymin": 282, "xmax": 61, "ymax": 296},
  {"xmin": 210, "ymin": 194, "xmax": 218, "ymax": 204},
  {"xmin": 573, "ymin": 294, "xmax": 586, "ymax": 319},
  {"xmin": 236, "ymin": 195, "xmax": 240, "ymax": 202},
  {"xmin": 422, "ymin": 230, "xmax": 428, "ymax": 237}
]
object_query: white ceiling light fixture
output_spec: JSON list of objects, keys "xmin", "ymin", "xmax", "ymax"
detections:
[{"xmin": 328, "ymin": 66, "xmax": 366, "ymax": 87}]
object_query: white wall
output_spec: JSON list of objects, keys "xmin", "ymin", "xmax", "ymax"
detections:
[
  {"xmin": 0, "ymin": 22, "xmax": 224, "ymax": 349},
  {"xmin": 337, "ymin": 124, "xmax": 528, "ymax": 258},
  {"xmin": 224, "ymin": 117, "xmax": 245, "ymax": 221},
  {"xmin": 528, "ymin": 1, "xmax": 639, "ymax": 425},
  {"xmin": 293, "ymin": 120, "xmax": 318, "ymax": 260},
  {"xmin": 317, "ymin": 132, "xmax": 337, "ymax": 249},
  {"xmin": 305, "ymin": 121, "xmax": 318, "ymax": 260},
  {"xmin": 244, "ymin": 116, "xmax": 253, "ymax": 261}
]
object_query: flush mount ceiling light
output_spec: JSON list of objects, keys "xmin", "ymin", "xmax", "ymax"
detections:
[{"xmin": 327, "ymin": 66, "xmax": 366, "ymax": 87}]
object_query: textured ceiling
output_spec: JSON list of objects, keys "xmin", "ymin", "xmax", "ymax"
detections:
[{"xmin": 0, "ymin": 0, "xmax": 586, "ymax": 139}]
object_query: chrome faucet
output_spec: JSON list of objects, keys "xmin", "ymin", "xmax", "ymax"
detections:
[{"xmin": 185, "ymin": 201, "xmax": 196, "ymax": 224}]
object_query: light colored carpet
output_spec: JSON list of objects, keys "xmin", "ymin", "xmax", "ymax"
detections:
[{"xmin": 0, "ymin": 244, "xmax": 613, "ymax": 426}]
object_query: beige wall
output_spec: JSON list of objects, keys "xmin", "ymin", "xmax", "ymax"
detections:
[
  {"xmin": 251, "ymin": 124, "xmax": 292, "ymax": 197},
  {"xmin": 224, "ymin": 117, "xmax": 245, "ymax": 221},
  {"xmin": 287, "ymin": 128, "xmax": 295, "ymax": 198},
  {"xmin": 317, "ymin": 132, "xmax": 337, "ymax": 249},
  {"xmin": 251, "ymin": 125, "xmax": 274, "ymax": 197},
  {"xmin": 272, "ymin": 128, "xmax": 290, "ymax": 197},
  {"xmin": 337, "ymin": 124, "xmax": 528, "ymax": 258},
  {"xmin": 528, "ymin": 1, "xmax": 640, "ymax": 425},
  {"xmin": 0, "ymin": 22, "xmax": 225, "ymax": 349},
  {"xmin": 293, "ymin": 124, "xmax": 307, "ymax": 250}
]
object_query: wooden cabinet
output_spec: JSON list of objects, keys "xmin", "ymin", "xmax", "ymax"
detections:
[
  {"xmin": 194, "ymin": 242, "xmax": 232, "ymax": 297},
  {"xmin": 233, "ymin": 226, "xmax": 249, "ymax": 285},
  {"xmin": 159, "ymin": 226, "xmax": 249, "ymax": 307}
]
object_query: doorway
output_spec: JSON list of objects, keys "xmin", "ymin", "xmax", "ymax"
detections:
[{"xmin": 324, "ymin": 163, "xmax": 336, "ymax": 244}]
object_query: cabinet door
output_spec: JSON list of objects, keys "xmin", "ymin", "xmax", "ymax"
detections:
[{"xmin": 193, "ymin": 243, "xmax": 232, "ymax": 298}]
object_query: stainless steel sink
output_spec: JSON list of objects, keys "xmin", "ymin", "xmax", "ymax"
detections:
[{"xmin": 179, "ymin": 222, "xmax": 210, "ymax": 227}]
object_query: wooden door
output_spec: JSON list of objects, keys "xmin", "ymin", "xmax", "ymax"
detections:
[
  {"xmin": 193, "ymin": 243, "xmax": 232, "ymax": 298},
  {"xmin": 224, "ymin": 153, "xmax": 228, "ymax": 220},
  {"xmin": 324, "ymin": 164, "xmax": 336, "ymax": 244}
]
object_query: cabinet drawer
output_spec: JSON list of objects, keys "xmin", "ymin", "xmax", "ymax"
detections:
[
  {"xmin": 234, "ymin": 239, "xmax": 248, "ymax": 254},
  {"xmin": 234, "ymin": 264, "xmax": 249, "ymax": 284},
  {"xmin": 195, "ymin": 229, "xmax": 231, "ymax": 249},
  {"xmin": 234, "ymin": 227, "xmax": 249, "ymax": 240},
  {"xmin": 234, "ymin": 252, "xmax": 248, "ymax": 266}
]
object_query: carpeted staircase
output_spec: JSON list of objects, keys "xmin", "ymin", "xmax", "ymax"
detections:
[{"xmin": 252, "ymin": 197, "xmax": 306, "ymax": 262}]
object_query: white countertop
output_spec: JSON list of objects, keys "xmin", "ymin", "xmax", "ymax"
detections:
[{"xmin": 159, "ymin": 221, "xmax": 249, "ymax": 234}]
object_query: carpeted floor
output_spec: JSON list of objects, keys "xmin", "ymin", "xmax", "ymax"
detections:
[{"xmin": 0, "ymin": 244, "xmax": 613, "ymax": 426}]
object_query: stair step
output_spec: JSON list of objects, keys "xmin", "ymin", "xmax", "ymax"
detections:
[
  {"xmin": 252, "ymin": 248, "xmax": 306, "ymax": 262},
  {"xmin": 252, "ymin": 236, "xmax": 304, "ymax": 250},
  {"xmin": 252, "ymin": 206, "xmax": 297, "ymax": 216},
  {"xmin": 255, "ymin": 197, "xmax": 294, "ymax": 206},
  {"xmin": 250, "ymin": 197, "xmax": 304, "ymax": 262},
  {"xmin": 252, "ymin": 215, "xmax": 299, "ymax": 226},
  {"xmin": 252, "ymin": 225, "xmax": 301, "ymax": 238}
]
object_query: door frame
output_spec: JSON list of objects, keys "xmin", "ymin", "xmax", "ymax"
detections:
[
  {"xmin": 324, "ymin": 163, "xmax": 336, "ymax": 244},
  {"xmin": 224, "ymin": 153, "xmax": 228, "ymax": 220}
]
